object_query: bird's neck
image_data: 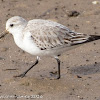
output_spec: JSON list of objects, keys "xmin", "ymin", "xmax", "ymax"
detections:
[
  {"xmin": 10, "ymin": 23, "xmax": 28, "ymax": 49},
  {"xmin": 13, "ymin": 30, "xmax": 24, "ymax": 49}
]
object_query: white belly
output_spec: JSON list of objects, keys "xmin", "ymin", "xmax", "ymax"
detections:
[{"xmin": 13, "ymin": 33, "xmax": 80, "ymax": 57}]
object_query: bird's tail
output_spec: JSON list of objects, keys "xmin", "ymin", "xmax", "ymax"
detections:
[
  {"xmin": 71, "ymin": 35, "xmax": 100, "ymax": 46},
  {"xmin": 87, "ymin": 35, "xmax": 100, "ymax": 42}
]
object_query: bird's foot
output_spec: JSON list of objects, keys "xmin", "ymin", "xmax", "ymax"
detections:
[
  {"xmin": 49, "ymin": 76, "xmax": 60, "ymax": 80},
  {"xmin": 49, "ymin": 71, "xmax": 60, "ymax": 80},
  {"xmin": 13, "ymin": 73, "xmax": 26, "ymax": 78}
]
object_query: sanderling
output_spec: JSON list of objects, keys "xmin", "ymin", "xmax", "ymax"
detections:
[{"xmin": 1, "ymin": 16, "xmax": 100, "ymax": 79}]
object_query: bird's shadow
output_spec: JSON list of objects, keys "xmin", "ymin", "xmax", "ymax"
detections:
[{"xmin": 70, "ymin": 62, "xmax": 100, "ymax": 75}]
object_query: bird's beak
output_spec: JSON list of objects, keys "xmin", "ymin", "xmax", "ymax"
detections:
[{"xmin": 0, "ymin": 30, "xmax": 9, "ymax": 39}]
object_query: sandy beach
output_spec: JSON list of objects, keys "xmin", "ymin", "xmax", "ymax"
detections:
[{"xmin": 0, "ymin": 0, "xmax": 100, "ymax": 100}]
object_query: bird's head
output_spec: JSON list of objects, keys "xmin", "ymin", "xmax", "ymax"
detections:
[{"xmin": 6, "ymin": 16, "xmax": 27, "ymax": 35}]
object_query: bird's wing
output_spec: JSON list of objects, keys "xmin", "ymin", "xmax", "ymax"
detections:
[{"xmin": 26, "ymin": 20, "xmax": 90, "ymax": 50}]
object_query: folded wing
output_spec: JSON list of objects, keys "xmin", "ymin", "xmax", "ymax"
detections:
[{"xmin": 26, "ymin": 20, "xmax": 90, "ymax": 50}]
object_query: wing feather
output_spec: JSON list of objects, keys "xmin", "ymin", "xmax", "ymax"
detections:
[{"xmin": 26, "ymin": 19, "xmax": 89, "ymax": 50}]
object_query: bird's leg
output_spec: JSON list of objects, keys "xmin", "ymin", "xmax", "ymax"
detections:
[
  {"xmin": 14, "ymin": 56, "xmax": 39, "ymax": 78},
  {"xmin": 55, "ymin": 57, "xmax": 61, "ymax": 79},
  {"xmin": 50, "ymin": 57, "xmax": 61, "ymax": 80}
]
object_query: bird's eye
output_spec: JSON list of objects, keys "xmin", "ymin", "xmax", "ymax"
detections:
[{"xmin": 10, "ymin": 24, "xmax": 14, "ymax": 27}]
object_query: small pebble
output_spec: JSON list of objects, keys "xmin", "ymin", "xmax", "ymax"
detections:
[
  {"xmin": 95, "ymin": 62, "xmax": 97, "ymax": 64},
  {"xmin": 0, "ymin": 57, "xmax": 5, "ymax": 60},
  {"xmin": 87, "ymin": 83, "xmax": 90, "ymax": 85},
  {"xmin": 88, "ymin": 77, "xmax": 92, "ymax": 79},
  {"xmin": 86, "ymin": 21, "xmax": 91, "ymax": 24},
  {"xmin": 77, "ymin": 75, "xmax": 82, "ymax": 78},
  {"xmin": 94, "ymin": 27, "xmax": 97, "ymax": 29},
  {"xmin": 30, "ymin": 89, "xmax": 33, "ymax": 91},
  {"xmin": 93, "ymin": 42, "xmax": 96, "ymax": 45},
  {"xmin": 86, "ymin": 59, "xmax": 89, "ymax": 62},
  {"xmin": 50, "ymin": 71, "xmax": 57, "ymax": 75},
  {"xmin": 67, "ymin": 11, "xmax": 80, "ymax": 17},
  {"xmin": 74, "ymin": 24, "xmax": 79, "ymax": 30},
  {"xmin": 1, "ymin": 47, "xmax": 8, "ymax": 52},
  {"xmin": 55, "ymin": 7, "xmax": 58, "ymax": 11},
  {"xmin": 92, "ymin": 1, "xmax": 99, "ymax": 4},
  {"xmin": 69, "ymin": 92, "xmax": 73, "ymax": 95}
]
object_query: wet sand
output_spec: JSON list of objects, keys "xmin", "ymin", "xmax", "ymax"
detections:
[{"xmin": 0, "ymin": 0, "xmax": 100, "ymax": 100}]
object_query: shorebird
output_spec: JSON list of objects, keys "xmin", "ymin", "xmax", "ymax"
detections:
[{"xmin": 1, "ymin": 16, "xmax": 100, "ymax": 79}]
